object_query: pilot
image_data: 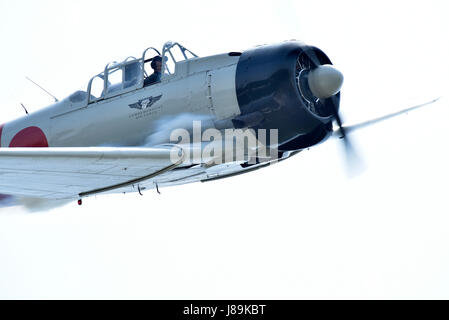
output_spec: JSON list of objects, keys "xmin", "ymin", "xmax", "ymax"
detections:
[{"xmin": 144, "ymin": 56, "xmax": 162, "ymax": 86}]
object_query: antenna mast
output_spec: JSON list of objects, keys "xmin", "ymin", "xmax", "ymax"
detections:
[
  {"xmin": 25, "ymin": 77, "xmax": 59, "ymax": 102},
  {"xmin": 20, "ymin": 103, "xmax": 29, "ymax": 115}
]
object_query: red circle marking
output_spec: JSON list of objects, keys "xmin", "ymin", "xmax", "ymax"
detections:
[
  {"xmin": 9, "ymin": 126, "xmax": 49, "ymax": 147},
  {"xmin": 0, "ymin": 124, "xmax": 4, "ymax": 148}
]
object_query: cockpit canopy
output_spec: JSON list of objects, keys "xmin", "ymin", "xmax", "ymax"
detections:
[
  {"xmin": 80, "ymin": 41, "xmax": 197, "ymax": 104},
  {"xmin": 160, "ymin": 41, "xmax": 197, "ymax": 75}
]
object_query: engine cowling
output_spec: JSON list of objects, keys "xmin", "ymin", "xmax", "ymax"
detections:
[{"xmin": 235, "ymin": 41, "xmax": 341, "ymax": 150}]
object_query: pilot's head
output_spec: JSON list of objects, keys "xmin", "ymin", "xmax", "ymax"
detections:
[{"xmin": 151, "ymin": 56, "xmax": 162, "ymax": 73}]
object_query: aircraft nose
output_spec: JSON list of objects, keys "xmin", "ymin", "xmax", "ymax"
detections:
[{"xmin": 307, "ymin": 65, "xmax": 344, "ymax": 99}]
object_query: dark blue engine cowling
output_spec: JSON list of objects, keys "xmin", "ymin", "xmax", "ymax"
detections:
[{"xmin": 234, "ymin": 41, "xmax": 339, "ymax": 151}]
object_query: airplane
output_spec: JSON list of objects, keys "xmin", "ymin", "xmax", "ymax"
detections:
[{"xmin": 0, "ymin": 40, "xmax": 438, "ymax": 210}]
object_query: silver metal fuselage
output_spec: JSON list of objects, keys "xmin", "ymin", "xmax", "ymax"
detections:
[{"xmin": 1, "ymin": 54, "xmax": 241, "ymax": 148}]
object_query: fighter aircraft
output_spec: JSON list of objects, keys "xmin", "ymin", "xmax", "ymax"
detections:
[{"xmin": 0, "ymin": 40, "xmax": 438, "ymax": 210}]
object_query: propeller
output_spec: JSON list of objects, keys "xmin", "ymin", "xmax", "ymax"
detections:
[
  {"xmin": 306, "ymin": 64, "xmax": 364, "ymax": 176},
  {"xmin": 300, "ymin": 48, "xmax": 440, "ymax": 177}
]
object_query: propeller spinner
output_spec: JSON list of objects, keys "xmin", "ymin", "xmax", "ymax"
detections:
[{"xmin": 307, "ymin": 65, "xmax": 344, "ymax": 100}]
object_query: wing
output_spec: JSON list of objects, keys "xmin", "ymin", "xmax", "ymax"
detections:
[{"xmin": 0, "ymin": 146, "xmax": 184, "ymax": 201}]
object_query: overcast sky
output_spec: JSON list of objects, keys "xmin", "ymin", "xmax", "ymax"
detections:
[{"xmin": 0, "ymin": 0, "xmax": 448, "ymax": 299}]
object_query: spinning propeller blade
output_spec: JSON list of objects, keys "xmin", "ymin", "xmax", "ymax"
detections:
[{"xmin": 302, "ymin": 61, "xmax": 362, "ymax": 175}]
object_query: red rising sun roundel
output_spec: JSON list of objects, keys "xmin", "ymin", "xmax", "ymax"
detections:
[
  {"xmin": 0, "ymin": 123, "xmax": 4, "ymax": 147},
  {"xmin": 9, "ymin": 126, "xmax": 49, "ymax": 147}
]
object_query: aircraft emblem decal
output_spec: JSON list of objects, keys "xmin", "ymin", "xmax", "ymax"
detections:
[{"xmin": 129, "ymin": 94, "xmax": 162, "ymax": 110}]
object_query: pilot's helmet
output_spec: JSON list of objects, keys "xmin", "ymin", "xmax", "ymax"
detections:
[{"xmin": 151, "ymin": 56, "xmax": 162, "ymax": 69}]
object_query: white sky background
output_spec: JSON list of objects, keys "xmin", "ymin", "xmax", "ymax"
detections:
[{"xmin": 0, "ymin": 0, "xmax": 448, "ymax": 299}]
